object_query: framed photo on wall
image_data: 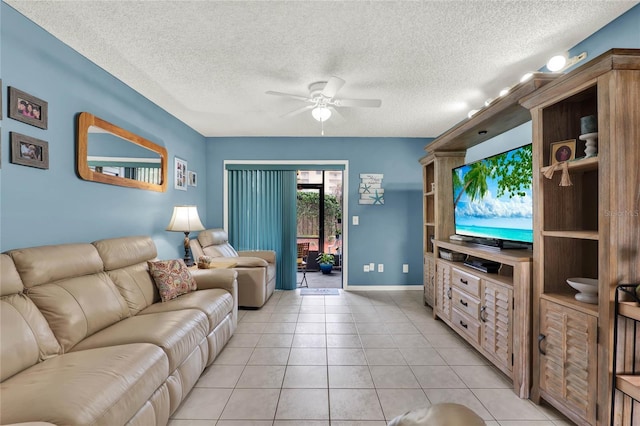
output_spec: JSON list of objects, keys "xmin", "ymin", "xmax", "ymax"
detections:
[
  {"xmin": 174, "ymin": 156, "xmax": 187, "ymax": 190},
  {"xmin": 550, "ymin": 139, "xmax": 576, "ymax": 165},
  {"xmin": 10, "ymin": 132, "xmax": 49, "ymax": 169},
  {"xmin": 8, "ymin": 87, "xmax": 48, "ymax": 129},
  {"xmin": 188, "ymin": 171, "xmax": 197, "ymax": 187}
]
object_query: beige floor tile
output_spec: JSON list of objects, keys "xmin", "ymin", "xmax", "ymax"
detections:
[
  {"xmin": 171, "ymin": 388, "xmax": 232, "ymax": 420},
  {"xmin": 226, "ymin": 334, "xmax": 261, "ymax": 348},
  {"xmin": 411, "ymin": 365, "xmax": 467, "ymax": 388},
  {"xmin": 364, "ymin": 348, "xmax": 407, "ymax": 366},
  {"xmin": 326, "ymin": 313, "xmax": 354, "ymax": 323},
  {"xmin": 452, "ymin": 365, "xmax": 511, "ymax": 388},
  {"xmin": 330, "ymin": 422, "xmax": 387, "ymax": 426},
  {"xmin": 295, "ymin": 322, "xmax": 326, "ymax": 334},
  {"xmin": 301, "ymin": 297, "xmax": 325, "ymax": 306},
  {"xmin": 376, "ymin": 388, "xmax": 430, "ymax": 421},
  {"xmin": 213, "ymin": 347, "xmax": 253, "ymax": 365},
  {"xmin": 325, "ymin": 305, "xmax": 351, "ymax": 314},
  {"xmin": 262, "ymin": 322, "xmax": 297, "ymax": 334},
  {"xmin": 282, "ymin": 365, "xmax": 328, "ymax": 388},
  {"xmin": 392, "ymin": 334, "xmax": 430, "ymax": 348},
  {"xmin": 235, "ymin": 322, "xmax": 267, "ymax": 334},
  {"xmin": 235, "ymin": 365, "xmax": 286, "ymax": 388},
  {"xmin": 328, "ymin": 365, "xmax": 374, "ymax": 388},
  {"xmin": 220, "ymin": 388, "xmax": 280, "ymax": 420},
  {"xmin": 327, "ymin": 348, "xmax": 367, "ymax": 365},
  {"xmin": 473, "ymin": 389, "xmax": 548, "ymax": 421},
  {"xmin": 247, "ymin": 347, "xmax": 290, "ymax": 365},
  {"xmin": 355, "ymin": 322, "xmax": 387, "ymax": 334},
  {"xmin": 288, "ymin": 347, "xmax": 327, "ymax": 365},
  {"xmin": 326, "ymin": 322, "xmax": 358, "ymax": 334},
  {"xmin": 292, "ymin": 333, "xmax": 326, "ymax": 348},
  {"xmin": 256, "ymin": 333, "xmax": 294, "ymax": 348},
  {"xmin": 352, "ymin": 312, "xmax": 381, "ymax": 323},
  {"xmin": 437, "ymin": 347, "xmax": 489, "ymax": 366},
  {"xmin": 298, "ymin": 313, "xmax": 326, "ymax": 322},
  {"xmin": 329, "ymin": 389, "xmax": 385, "ymax": 421},
  {"xmin": 349, "ymin": 305, "xmax": 377, "ymax": 313},
  {"xmin": 168, "ymin": 420, "xmax": 217, "ymax": 425},
  {"xmin": 360, "ymin": 334, "xmax": 396, "ymax": 349},
  {"xmin": 195, "ymin": 365, "xmax": 243, "ymax": 388},
  {"xmin": 273, "ymin": 421, "xmax": 329, "ymax": 426},
  {"xmin": 268, "ymin": 313, "xmax": 298, "ymax": 323},
  {"xmin": 423, "ymin": 388, "xmax": 493, "ymax": 421},
  {"xmin": 215, "ymin": 421, "xmax": 272, "ymax": 426},
  {"xmin": 398, "ymin": 347, "xmax": 446, "ymax": 366},
  {"xmin": 498, "ymin": 422, "xmax": 556, "ymax": 426},
  {"xmin": 424, "ymin": 333, "xmax": 469, "ymax": 348},
  {"xmin": 272, "ymin": 304, "xmax": 301, "ymax": 313},
  {"xmin": 240, "ymin": 312, "xmax": 271, "ymax": 323},
  {"xmin": 385, "ymin": 322, "xmax": 419, "ymax": 334},
  {"xmin": 275, "ymin": 388, "xmax": 329, "ymax": 420},
  {"xmin": 369, "ymin": 365, "xmax": 420, "ymax": 388},
  {"xmin": 326, "ymin": 334, "xmax": 361, "ymax": 348},
  {"xmin": 299, "ymin": 305, "xmax": 326, "ymax": 314}
]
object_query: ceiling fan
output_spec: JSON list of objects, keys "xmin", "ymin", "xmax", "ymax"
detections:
[{"xmin": 266, "ymin": 76, "xmax": 382, "ymax": 124}]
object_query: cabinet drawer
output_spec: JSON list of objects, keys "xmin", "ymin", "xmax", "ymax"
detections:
[
  {"xmin": 451, "ymin": 308, "xmax": 480, "ymax": 344},
  {"xmin": 452, "ymin": 287, "xmax": 480, "ymax": 319},
  {"xmin": 452, "ymin": 268, "xmax": 481, "ymax": 297}
]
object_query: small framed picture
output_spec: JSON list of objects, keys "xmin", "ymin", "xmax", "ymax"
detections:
[
  {"xmin": 8, "ymin": 87, "xmax": 48, "ymax": 130},
  {"xmin": 550, "ymin": 139, "xmax": 576, "ymax": 165},
  {"xmin": 10, "ymin": 132, "xmax": 49, "ymax": 169},
  {"xmin": 188, "ymin": 170, "xmax": 197, "ymax": 187},
  {"xmin": 174, "ymin": 156, "xmax": 187, "ymax": 190}
]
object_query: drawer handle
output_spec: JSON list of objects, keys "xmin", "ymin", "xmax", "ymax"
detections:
[
  {"xmin": 459, "ymin": 320, "xmax": 468, "ymax": 329},
  {"xmin": 459, "ymin": 299, "xmax": 468, "ymax": 307},
  {"xmin": 446, "ymin": 288, "xmax": 452, "ymax": 300},
  {"xmin": 460, "ymin": 279, "xmax": 468, "ymax": 285},
  {"xmin": 538, "ymin": 334, "xmax": 546, "ymax": 356},
  {"xmin": 480, "ymin": 306, "xmax": 487, "ymax": 322}
]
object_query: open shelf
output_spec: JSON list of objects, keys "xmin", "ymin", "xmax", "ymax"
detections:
[
  {"xmin": 541, "ymin": 230, "xmax": 599, "ymax": 240},
  {"xmin": 540, "ymin": 156, "xmax": 598, "ymax": 175},
  {"xmin": 540, "ymin": 293, "xmax": 598, "ymax": 316},
  {"xmin": 616, "ymin": 375, "xmax": 640, "ymax": 401},
  {"xmin": 619, "ymin": 301, "xmax": 640, "ymax": 322}
]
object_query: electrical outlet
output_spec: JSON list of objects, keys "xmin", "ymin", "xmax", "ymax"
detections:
[
  {"xmin": 353, "ymin": 216, "xmax": 359, "ymax": 225},
  {"xmin": 363, "ymin": 264, "xmax": 370, "ymax": 272},
  {"xmin": 378, "ymin": 264, "xmax": 384, "ymax": 272},
  {"xmin": 403, "ymin": 264, "xmax": 409, "ymax": 273},
  {"xmin": 369, "ymin": 263, "xmax": 375, "ymax": 271}
]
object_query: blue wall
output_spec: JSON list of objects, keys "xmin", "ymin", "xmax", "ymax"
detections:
[
  {"xmin": 0, "ymin": 4, "xmax": 207, "ymax": 258},
  {"xmin": 205, "ymin": 137, "xmax": 429, "ymax": 286}
]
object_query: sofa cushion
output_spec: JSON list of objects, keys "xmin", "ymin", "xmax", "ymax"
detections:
[
  {"xmin": 71, "ymin": 309, "xmax": 209, "ymax": 372},
  {"xmin": 93, "ymin": 236, "xmax": 162, "ymax": 314},
  {"xmin": 139, "ymin": 288, "xmax": 234, "ymax": 330},
  {"xmin": 0, "ymin": 344, "xmax": 168, "ymax": 426},
  {"xmin": 8, "ymin": 244, "xmax": 130, "ymax": 352},
  {"xmin": 148, "ymin": 259, "xmax": 197, "ymax": 302}
]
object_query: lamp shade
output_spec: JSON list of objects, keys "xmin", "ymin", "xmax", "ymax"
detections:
[{"xmin": 166, "ymin": 205, "xmax": 205, "ymax": 232}]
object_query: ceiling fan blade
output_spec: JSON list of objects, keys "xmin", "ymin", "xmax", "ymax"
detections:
[
  {"xmin": 281, "ymin": 104, "xmax": 315, "ymax": 118},
  {"xmin": 336, "ymin": 98, "xmax": 382, "ymax": 108},
  {"xmin": 322, "ymin": 76, "xmax": 346, "ymax": 98},
  {"xmin": 265, "ymin": 91, "xmax": 311, "ymax": 102},
  {"xmin": 328, "ymin": 106, "xmax": 346, "ymax": 124}
]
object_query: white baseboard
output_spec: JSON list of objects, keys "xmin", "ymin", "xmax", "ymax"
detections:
[{"xmin": 343, "ymin": 284, "xmax": 422, "ymax": 291}]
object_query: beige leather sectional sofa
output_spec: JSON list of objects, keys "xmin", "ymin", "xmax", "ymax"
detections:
[
  {"xmin": 0, "ymin": 236, "xmax": 238, "ymax": 426},
  {"xmin": 190, "ymin": 228, "xmax": 276, "ymax": 308}
]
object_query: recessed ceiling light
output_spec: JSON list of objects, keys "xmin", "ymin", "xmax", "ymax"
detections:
[
  {"xmin": 499, "ymin": 88, "xmax": 510, "ymax": 97},
  {"xmin": 467, "ymin": 109, "xmax": 479, "ymax": 118},
  {"xmin": 520, "ymin": 72, "xmax": 534, "ymax": 83}
]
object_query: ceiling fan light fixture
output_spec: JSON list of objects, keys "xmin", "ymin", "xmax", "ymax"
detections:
[{"xmin": 312, "ymin": 106, "xmax": 332, "ymax": 122}]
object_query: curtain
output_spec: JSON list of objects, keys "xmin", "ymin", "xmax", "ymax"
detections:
[{"xmin": 228, "ymin": 169, "xmax": 297, "ymax": 290}]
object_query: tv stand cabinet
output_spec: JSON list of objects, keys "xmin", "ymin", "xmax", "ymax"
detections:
[{"xmin": 434, "ymin": 240, "xmax": 532, "ymax": 398}]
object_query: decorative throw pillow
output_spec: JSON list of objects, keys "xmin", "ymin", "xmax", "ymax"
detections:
[{"xmin": 147, "ymin": 259, "xmax": 197, "ymax": 302}]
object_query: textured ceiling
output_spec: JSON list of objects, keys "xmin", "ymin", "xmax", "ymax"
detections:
[{"xmin": 5, "ymin": 1, "xmax": 638, "ymax": 138}]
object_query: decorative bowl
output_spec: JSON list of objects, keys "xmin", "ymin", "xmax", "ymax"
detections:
[{"xmin": 566, "ymin": 277, "xmax": 598, "ymax": 304}]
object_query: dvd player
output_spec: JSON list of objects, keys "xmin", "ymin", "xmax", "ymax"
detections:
[{"xmin": 463, "ymin": 259, "xmax": 500, "ymax": 273}]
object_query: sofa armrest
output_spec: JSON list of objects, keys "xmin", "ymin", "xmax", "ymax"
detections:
[
  {"xmin": 238, "ymin": 250, "xmax": 276, "ymax": 264},
  {"xmin": 191, "ymin": 268, "xmax": 238, "ymax": 328},
  {"xmin": 189, "ymin": 238, "xmax": 205, "ymax": 262}
]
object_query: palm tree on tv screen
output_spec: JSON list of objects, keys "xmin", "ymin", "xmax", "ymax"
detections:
[{"xmin": 453, "ymin": 145, "xmax": 532, "ymax": 208}]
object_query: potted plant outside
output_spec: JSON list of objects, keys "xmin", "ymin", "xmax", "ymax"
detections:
[{"xmin": 316, "ymin": 253, "xmax": 335, "ymax": 275}]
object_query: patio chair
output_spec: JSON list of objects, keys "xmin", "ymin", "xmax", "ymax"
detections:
[{"xmin": 297, "ymin": 242, "xmax": 309, "ymax": 288}]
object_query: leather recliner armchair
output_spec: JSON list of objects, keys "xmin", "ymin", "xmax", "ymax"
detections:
[{"xmin": 190, "ymin": 228, "xmax": 276, "ymax": 308}]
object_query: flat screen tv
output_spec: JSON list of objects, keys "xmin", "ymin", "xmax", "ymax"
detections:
[{"xmin": 452, "ymin": 144, "xmax": 533, "ymax": 248}]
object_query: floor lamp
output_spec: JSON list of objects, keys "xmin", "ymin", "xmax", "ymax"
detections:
[{"xmin": 166, "ymin": 205, "xmax": 205, "ymax": 267}]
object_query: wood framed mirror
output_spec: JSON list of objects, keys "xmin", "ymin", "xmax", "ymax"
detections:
[{"xmin": 77, "ymin": 112, "xmax": 168, "ymax": 192}]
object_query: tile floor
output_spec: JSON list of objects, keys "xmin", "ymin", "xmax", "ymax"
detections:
[{"xmin": 169, "ymin": 289, "xmax": 574, "ymax": 426}]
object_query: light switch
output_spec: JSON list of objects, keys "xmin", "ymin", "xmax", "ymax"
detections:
[{"xmin": 353, "ymin": 216, "xmax": 359, "ymax": 225}]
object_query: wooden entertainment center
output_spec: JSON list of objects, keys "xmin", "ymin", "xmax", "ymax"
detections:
[{"xmin": 421, "ymin": 49, "xmax": 640, "ymax": 425}]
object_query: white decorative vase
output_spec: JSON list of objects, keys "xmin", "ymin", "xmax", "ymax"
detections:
[{"xmin": 579, "ymin": 132, "xmax": 598, "ymax": 157}]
